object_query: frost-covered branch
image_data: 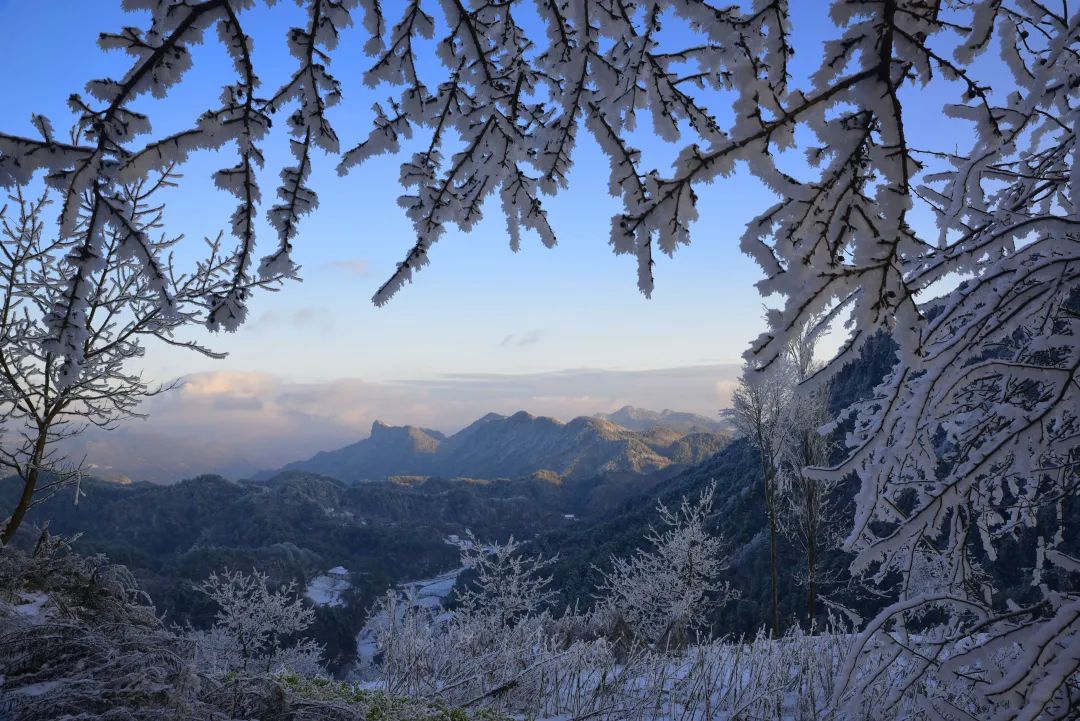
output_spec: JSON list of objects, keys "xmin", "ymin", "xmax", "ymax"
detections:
[
  {"xmin": 192, "ymin": 567, "xmax": 324, "ymax": 677},
  {"xmin": 596, "ymin": 481, "xmax": 731, "ymax": 647},
  {"xmin": 0, "ymin": 174, "xmax": 281, "ymax": 544}
]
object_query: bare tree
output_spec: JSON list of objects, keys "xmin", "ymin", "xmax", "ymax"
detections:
[
  {"xmin": 0, "ymin": 175, "xmax": 281, "ymax": 544},
  {"xmin": 727, "ymin": 322, "xmax": 838, "ymax": 634}
]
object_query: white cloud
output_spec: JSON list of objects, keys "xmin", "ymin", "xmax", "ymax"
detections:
[{"xmin": 499, "ymin": 329, "xmax": 545, "ymax": 347}]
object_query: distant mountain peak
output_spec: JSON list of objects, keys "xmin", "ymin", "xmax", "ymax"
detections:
[
  {"xmin": 611, "ymin": 404, "xmax": 653, "ymax": 416},
  {"xmin": 263, "ymin": 407, "xmax": 731, "ymax": 484},
  {"xmin": 596, "ymin": 406, "xmax": 729, "ymax": 434},
  {"xmin": 509, "ymin": 410, "xmax": 537, "ymax": 421},
  {"xmin": 369, "ymin": 420, "xmax": 445, "ymax": 444}
]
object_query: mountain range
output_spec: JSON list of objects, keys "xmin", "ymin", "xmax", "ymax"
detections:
[
  {"xmin": 594, "ymin": 405, "xmax": 730, "ymax": 434},
  {"xmin": 260, "ymin": 408, "xmax": 732, "ymax": 483}
]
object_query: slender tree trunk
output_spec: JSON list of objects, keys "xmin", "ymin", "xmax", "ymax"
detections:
[
  {"xmin": 760, "ymin": 445, "xmax": 781, "ymax": 639},
  {"xmin": 807, "ymin": 531, "xmax": 817, "ymax": 626},
  {"xmin": 1, "ymin": 428, "xmax": 47, "ymax": 545},
  {"xmin": 768, "ymin": 510, "xmax": 780, "ymax": 638},
  {"xmin": 806, "ymin": 472, "xmax": 818, "ymax": 627}
]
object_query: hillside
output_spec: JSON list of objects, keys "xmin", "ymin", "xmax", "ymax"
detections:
[
  {"xmin": 527, "ymin": 333, "xmax": 902, "ymax": 634},
  {"xmin": 265, "ymin": 410, "xmax": 731, "ymax": 483},
  {"xmin": 524, "ymin": 438, "xmax": 872, "ymax": 635},
  {"xmin": 524, "ymin": 331, "xmax": 1070, "ymax": 636},
  {"xmin": 0, "ymin": 457, "xmax": 718, "ymax": 670},
  {"xmin": 271, "ymin": 421, "xmax": 447, "ymax": 480}
]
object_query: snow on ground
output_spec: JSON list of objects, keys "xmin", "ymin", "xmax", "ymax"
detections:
[
  {"xmin": 356, "ymin": 631, "xmax": 380, "ymax": 663},
  {"xmin": 305, "ymin": 569, "xmax": 350, "ymax": 607},
  {"xmin": 11, "ymin": 591, "xmax": 49, "ymax": 619},
  {"xmin": 355, "ymin": 567, "xmax": 464, "ymax": 663},
  {"xmin": 408, "ymin": 569, "xmax": 461, "ymax": 609}
]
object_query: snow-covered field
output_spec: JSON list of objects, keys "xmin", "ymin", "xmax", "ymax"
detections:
[
  {"xmin": 304, "ymin": 567, "xmax": 350, "ymax": 607},
  {"xmin": 406, "ymin": 569, "xmax": 461, "ymax": 608},
  {"xmin": 355, "ymin": 566, "xmax": 463, "ymax": 664},
  {"xmin": 358, "ymin": 612, "xmax": 1026, "ymax": 721}
]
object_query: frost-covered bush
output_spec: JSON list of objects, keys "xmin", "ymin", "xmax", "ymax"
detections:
[
  {"xmin": 0, "ymin": 542, "xmax": 206, "ymax": 721},
  {"xmin": 596, "ymin": 481, "xmax": 731, "ymax": 646},
  {"xmin": 367, "ymin": 599, "xmax": 1015, "ymax": 721},
  {"xmin": 366, "ymin": 563, "xmax": 561, "ymax": 705},
  {"xmin": 454, "ymin": 531, "xmax": 557, "ymax": 625},
  {"xmin": 360, "ymin": 488, "xmax": 1052, "ymax": 720},
  {"xmin": 0, "ymin": 543, "xmax": 499, "ymax": 720},
  {"xmin": 192, "ymin": 568, "xmax": 325, "ymax": 677}
]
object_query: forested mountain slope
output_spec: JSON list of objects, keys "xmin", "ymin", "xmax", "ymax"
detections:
[
  {"xmin": 0, "ymin": 457, "xmax": 723, "ymax": 669},
  {"xmin": 528, "ymin": 334, "xmax": 902, "ymax": 633}
]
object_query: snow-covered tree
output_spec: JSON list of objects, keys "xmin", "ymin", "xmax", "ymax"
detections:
[
  {"xmin": 0, "ymin": 177, "xmax": 280, "ymax": 544},
  {"xmin": 728, "ymin": 322, "xmax": 840, "ymax": 631},
  {"xmin": 777, "ymin": 320, "xmax": 840, "ymax": 626},
  {"xmin": 0, "ymin": 0, "xmax": 831, "ymax": 334},
  {"xmin": 192, "ymin": 568, "xmax": 323, "ymax": 676},
  {"xmin": 752, "ymin": 6, "xmax": 1079, "ymax": 718},
  {"xmin": 3, "ymin": 2, "xmax": 1076, "ymax": 714},
  {"xmin": 597, "ymin": 482, "xmax": 730, "ymax": 647},
  {"xmin": 454, "ymin": 532, "xmax": 557, "ymax": 626},
  {"xmin": 725, "ymin": 358, "xmax": 794, "ymax": 637}
]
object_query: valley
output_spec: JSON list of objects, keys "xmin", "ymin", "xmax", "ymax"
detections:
[{"xmin": 0, "ymin": 406, "xmax": 736, "ymax": 672}]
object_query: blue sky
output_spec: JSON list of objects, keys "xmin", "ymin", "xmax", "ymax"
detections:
[
  {"xmin": 0, "ymin": 2, "xmax": 985, "ymax": 479},
  {"xmin": 0, "ymin": 1, "xmax": 772, "ymax": 381}
]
